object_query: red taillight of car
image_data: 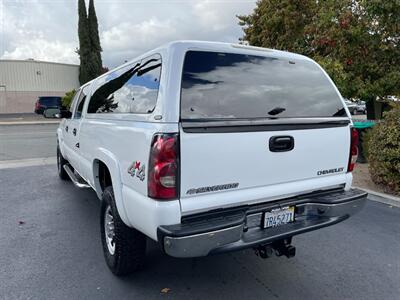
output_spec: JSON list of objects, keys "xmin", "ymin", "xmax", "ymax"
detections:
[
  {"xmin": 347, "ymin": 128, "xmax": 359, "ymax": 172},
  {"xmin": 35, "ymin": 102, "xmax": 40, "ymax": 109},
  {"xmin": 148, "ymin": 133, "xmax": 179, "ymax": 200}
]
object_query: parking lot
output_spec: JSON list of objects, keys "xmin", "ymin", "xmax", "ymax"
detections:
[
  {"xmin": 1, "ymin": 123, "xmax": 400, "ymax": 299},
  {"xmin": 0, "ymin": 124, "xmax": 58, "ymax": 161}
]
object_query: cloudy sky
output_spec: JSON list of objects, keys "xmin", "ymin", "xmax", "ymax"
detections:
[{"xmin": 0, "ymin": 0, "xmax": 256, "ymax": 68}]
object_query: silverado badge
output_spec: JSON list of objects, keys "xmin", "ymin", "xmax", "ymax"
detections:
[{"xmin": 186, "ymin": 183, "xmax": 239, "ymax": 195}]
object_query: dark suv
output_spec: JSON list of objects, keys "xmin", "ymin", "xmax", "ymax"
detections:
[{"xmin": 34, "ymin": 96, "xmax": 63, "ymax": 114}]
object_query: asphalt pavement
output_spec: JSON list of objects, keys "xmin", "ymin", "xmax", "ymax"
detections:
[
  {"xmin": 0, "ymin": 165, "xmax": 399, "ymax": 299},
  {"xmin": 0, "ymin": 124, "xmax": 58, "ymax": 160},
  {"xmin": 0, "ymin": 121, "xmax": 399, "ymax": 299}
]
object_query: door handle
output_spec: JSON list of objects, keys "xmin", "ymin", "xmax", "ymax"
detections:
[
  {"xmin": 73, "ymin": 128, "xmax": 77, "ymax": 136},
  {"xmin": 269, "ymin": 136, "xmax": 294, "ymax": 152},
  {"xmin": 65, "ymin": 126, "xmax": 68, "ymax": 132}
]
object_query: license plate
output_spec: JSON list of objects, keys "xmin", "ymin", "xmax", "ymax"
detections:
[{"xmin": 263, "ymin": 206, "xmax": 295, "ymax": 228}]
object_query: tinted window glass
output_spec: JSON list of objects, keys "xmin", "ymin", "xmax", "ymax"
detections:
[
  {"xmin": 88, "ymin": 54, "xmax": 161, "ymax": 114},
  {"xmin": 181, "ymin": 51, "xmax": 346, "ymax": 119},
  {"xmin": 69, "ymin": 90, "xmax": 81, "ymax": 112},
  {"xmin": 74, "ymin": 85, "xmax": 89, "ymax": 119},
  {"xmin": 39, "ymin": 97, "xmax": 61, "ymax": 106}
]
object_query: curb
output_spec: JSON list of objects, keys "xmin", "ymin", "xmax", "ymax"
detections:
[
  {"xmin": 0, "ymin": 121, "xmax": 60, "ymax": 125},
  {"xmin": 355, "ymin": 187, "xmax": 400, "ymax": 208},
  {"xmin": 0, "ymin": 157, "xmax": 57, "ymax": 169}
]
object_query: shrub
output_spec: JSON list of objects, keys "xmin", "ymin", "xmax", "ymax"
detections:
[
  {"xmin": 62, "ymin": 89, "xmax": 76, "ymax": 110},
  {"xmin": 361, "ymin": 128, "xmax": 373, "ymax": 162},
  {"xmin": 367, "ymin": 104, "xmax": 400, "ymax": 195}
]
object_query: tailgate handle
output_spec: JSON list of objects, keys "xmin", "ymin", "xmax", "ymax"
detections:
[{"xmin": 269, "ymin": 136, "xmax": 294, "ymax": 152}]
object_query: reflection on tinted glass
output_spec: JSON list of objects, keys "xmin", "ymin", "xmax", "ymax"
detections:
[
  {"xmin": 88, "ymin": 54, "xmax": 161, "ymax": 114},
  {"xmin": 74, "ymin": 85, "xmax": 90, "ymax": 119},
  {"xmin": 181, "ymin": 51, "xmax": 346, "ymax": 119}
]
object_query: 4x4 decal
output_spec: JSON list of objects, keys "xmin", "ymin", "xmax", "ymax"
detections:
[{"xmin": 128, "ymin": 161, "xmax": 145, "ymax": 181}]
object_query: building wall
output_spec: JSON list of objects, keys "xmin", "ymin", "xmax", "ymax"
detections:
[
  {"xmin": 0, "ymin": 60, "xmax": 80, "ymax": 113},
  {"xmin": 0, "ymin": 91, "xmax": 67, "ymax": 113}
]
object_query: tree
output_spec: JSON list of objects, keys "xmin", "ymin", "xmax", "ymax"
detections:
[
  {"xmin": 238, "ymin": 0, "xmax": 400, "ymax": 119},
  {"xmin": 88, "ymin": 0, "xmax": 103, "ymax": 80},
  {"xmin": 77, "ymin": 0, "xmax": 103, "ymax": 85},
  {"xmin": 77, "ymin": 0, "xmax": 91, "ymax": 84},
  {"xmin": 238, "ymin": 0, "xmax": 317, "ymax": 54},
  {"xmin": 62, "ymin": 89, "xmax": 77, "ymax": 109}
]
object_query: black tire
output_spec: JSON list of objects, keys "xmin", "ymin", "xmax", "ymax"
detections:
[
  {"xmin": 57, "ymin": 146, "xmax": 70, "ymax": 180},
  {"xmin": 100, "ymin": 186, "xmax": 146, "ymax": 276}
]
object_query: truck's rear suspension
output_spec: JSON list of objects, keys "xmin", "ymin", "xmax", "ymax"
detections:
[{"xmin": 254, "ymin": 239, "xmax": 296, "ymax": 259}]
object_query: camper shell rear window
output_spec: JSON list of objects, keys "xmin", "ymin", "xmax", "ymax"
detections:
[{"xmin": 180, "ymin": 51, "xmax": 346, "ymax": 120}]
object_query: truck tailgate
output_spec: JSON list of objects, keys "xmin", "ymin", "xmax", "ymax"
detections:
[{"xmin": 179, "ymin": 125, "xmax": 351, "ymax": 214}]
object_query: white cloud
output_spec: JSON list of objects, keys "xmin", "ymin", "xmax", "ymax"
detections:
[
  {"xmin": 102, "ymin": 17, "xmax": 178, "ymax": 52},
  {"xmin": 193, "ymin": 0, "xmax": 232, "ymax": 31},
  {"xmin": 2, "ymin": 38, "xmax": 79, "ymax": 64},
  {"xmin": 1, "ymin": 0, "xmax": 256, "ymax": 68}
]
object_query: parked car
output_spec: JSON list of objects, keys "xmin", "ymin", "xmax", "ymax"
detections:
[
  {"xmin": 344, "ymin": 99, "xmax": 357, "ymax": 114},
  {"xmin": 355, "ymin": 101, "xmax": 366, "ymax": 114},
  {"xmin": 34, "ymin": 96, "xmax": 62, "ymax": 114},
  {"xmin": 56, "ymin": 41, "xmax": 367, "ymax": 276}
]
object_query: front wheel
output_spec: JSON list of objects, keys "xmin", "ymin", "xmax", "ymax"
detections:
[{"xmin": 100, "ymin": 186, "xmax": 146, "ymax": 276}]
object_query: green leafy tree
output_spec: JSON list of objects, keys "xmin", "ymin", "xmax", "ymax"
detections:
[
  {"xmin": 62, "ymin": 89, "xmax": 77, "ymax": 110},
  {"xmin": 88, "ymin": 0, "xmax": 103, "ymax": 80},
  {"xmin": 77, "ymin": 0, "xmax": 91, "ymax": 84},
  {"xmin": 238, "ymin": 0, "xmax": 400, "ymax": 119},
  {"xmin": 238, "ymin": 0, "xmax": 317, "ymax": 54},
  {"xmin": 77, "ymin": 0, "xmax": 103, "ymax": 85}
]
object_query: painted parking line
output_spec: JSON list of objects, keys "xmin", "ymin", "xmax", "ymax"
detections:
[{"xmin": 0, "ymin": 157, "xmax": 57, "ymax": 169}]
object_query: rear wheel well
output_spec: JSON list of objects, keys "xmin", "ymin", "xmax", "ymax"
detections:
[{"xmin": 97, "ymin": 160, "xmax": 112, "ymax": 193}]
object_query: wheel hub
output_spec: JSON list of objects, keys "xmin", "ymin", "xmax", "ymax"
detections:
[{"xmin": 104, "ymin": 205, "xmax": 115, "ymax": 255}]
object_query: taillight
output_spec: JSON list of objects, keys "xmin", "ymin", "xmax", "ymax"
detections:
[
  {"xmin": 148, "ymin": 133, "xmax": 179, "ymax": 200},
  {"xmin": 347, "ymin": 128, "xmax": 359, "ymax": 172}
]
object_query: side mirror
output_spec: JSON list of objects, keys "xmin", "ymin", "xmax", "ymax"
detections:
[{"xmin": 55, "ymin": 110, "xmax": 72, "ymax": 119}]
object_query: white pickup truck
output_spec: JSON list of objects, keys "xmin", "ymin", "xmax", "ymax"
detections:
[{"xmin": 56, "ymin": 41, "xmax": 367, "ymax": 276}]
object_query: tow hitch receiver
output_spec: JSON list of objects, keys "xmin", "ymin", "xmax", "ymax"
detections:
[{"xmin": 254, "ymin": 239, "xmax": 296, "ymax": 259}]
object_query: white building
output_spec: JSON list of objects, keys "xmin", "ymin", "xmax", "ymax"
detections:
[{"xmin": 0, "ymin": 59, "xmax": 80, "ymax": 113}]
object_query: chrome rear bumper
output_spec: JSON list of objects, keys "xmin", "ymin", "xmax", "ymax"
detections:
[{"xmin": 158, "ymin": 188, "xmax": 367, "ymax": 258}]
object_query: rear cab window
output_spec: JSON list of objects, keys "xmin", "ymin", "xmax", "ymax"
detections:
[
  {"xmin": 73, "ymin": 85, "xmax": 90, "ymax": 119},
  {"xmin": 87, "ymin": 54, "xmax": 162, "ymax": 114},
  {"xmin": 180, "ymin": 51, "xmax": 346, "ymax": 122}
]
